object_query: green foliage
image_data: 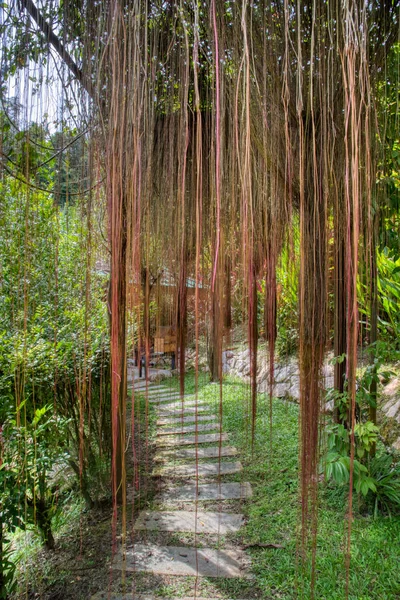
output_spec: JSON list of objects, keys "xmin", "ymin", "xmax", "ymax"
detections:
[
  {"xmin": 357, "ymin": 247, "xmax": 400, "ymax": 351},
  {"xmin": 354, "ymin": 422, "xmax": 380, "ymax": 458},
  {"xmin": 276, "ymin": 236, "xmax": 299, "ymax": 357},
  {"xmin": 0, "ymin": 450, "xmax": 26, "ymax": 598},
  {"xmin": 2, "ymin": 405, "xmax": 70, "ymax": 548},
  {"xmin": 327, "ymin": 347, "xmax": 394, "ymax": 421},
  {"xmin": 324, "ymin": 423, "xmax": 377, "ymax": 497},
  {"xmin": 376, "ymin": 249, "xmax": 400, "ymax": 346},
  {"xmin": 323, "ymin": 422, "xmax": 400, "ymax": 514},
  {"xmin": 368, "ymin": 454, "xmax": 400, "ymax": 516},
  {"xmin": 376, "ymin": 43, "xmax": 400, "ymax": 252},
  {"xmin": 0, "ymin": 176, "xmax": 110, "ymax": 595}
]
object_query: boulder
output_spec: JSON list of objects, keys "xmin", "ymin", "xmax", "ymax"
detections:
[
  {"xmin": 235, "ymin": 360, "xmax": 246, "ymax": 373},
  {"xmin": 393, "ymin": 437, "xmax": 400, "ymax": 451},
  {"xmin": 323, "ymin": 375, "xmax": 334, "ymax": 389},
  {"xmin": 149, "ymin": 370, "xmax": 172, "ymax": 383},
  {"xmin": 324, "ymin": 399, "xmax": 334, "ymax": 413},
  {"xmin": 239, "ymin": 348, "xmax": 250, "ymax": 361},
  {"xmin": 382, "ymin": 378, "xmax": 400, "ymax": 422},
  {"xmin": 275, "ymin": 362, "xmax": 298, "ymax": 384},
  {"xmin": 288, "ymin": 378, "xmax": 300, "ymax": 401},
  {"xmin": 384, "ymin": 397, "xmax": 400, "ymax": 420},
  {"xmin": 257, "ymin": 365, "xmax": 269, "ymax": 383},
  {"xmin": 274, "ymin": 382, "xmax": 292, "ymax": 398},
  {"xmin": 322, "ymin": 363, "xmax": 334, "ymax": 378}
]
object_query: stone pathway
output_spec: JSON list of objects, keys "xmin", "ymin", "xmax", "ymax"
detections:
[{"xmin": 91, "ymin": 381, "xmax": 252, "ymax": 599}]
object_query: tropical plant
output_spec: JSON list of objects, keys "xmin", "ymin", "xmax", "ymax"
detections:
[
  {"xmin": 2, "ymin": 405, "xmax": 70, "ymax": 550},
  {"xmin": 324, "ymin": 423, "xmax": 400, "ymax": 515},
  {"xmin": 368, "ymin": 453, "xmax": 400, "ymax": 516}
]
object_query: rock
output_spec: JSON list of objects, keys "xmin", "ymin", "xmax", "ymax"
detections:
[
  {"xmin": 235, "ymin": 360, "xmax": 246, "ymax": 373},
  {"xmin": 275, "ymin": 383, "xmax": 292, "ymax": 398},
  {"xmin": 242, "ymin": 364, "xmax": 251, "ymax": 377},
  {"xmin": 379, "ymin": 376, "xmax": 400, "ymax": 451},
  {"xmin": 383, "ymin": 377, "xmax": 400, "ymax": 399},
  {"xmin": 393, "ymin": 437, "xmax": 400, "ymax": 451},
  {"xmin": 257, "ymin": 365, "xmax": 269, "ymax": 383},
  {"xmin": 275, "ymin": 363, "xmax": 298, "ymax": 383},
  {"xmin": 288, "ymin": 378, "xmax": 300, "ymax": 401},
  {"xmin": 323, "ymin": 376, "xmax": 334, "ymax": 389},
  {"xmin": 382, "ymin": 377, "xmax": 400, "ymax": 422},
  {"xmin": 324, "ymin": 399, "xmax": 334, "ymax": 413},
  {"xmin": 322, "ymin": 363, "xmax": 334, "ymax": 378},
  {"xmin": 384, "ymin": 397, "xmax": 400, "ymax": 420},
  {"xmin": 239, "ymin": 348, "xmax": 250, "ymax": 361}
]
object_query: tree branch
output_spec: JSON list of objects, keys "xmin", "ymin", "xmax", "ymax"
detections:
[{"xmin": 20, "ymin": 0, "xmax": 94, "ymax": 99}]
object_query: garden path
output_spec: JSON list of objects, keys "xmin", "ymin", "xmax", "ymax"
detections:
[{"xmin": 91, "ymin": 380, "xmax": 253, "ymax": 599}]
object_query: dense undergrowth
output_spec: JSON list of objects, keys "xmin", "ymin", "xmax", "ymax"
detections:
[{"xmin": 7, "ymin": 393, "xmax": 154, "ymax": 600}]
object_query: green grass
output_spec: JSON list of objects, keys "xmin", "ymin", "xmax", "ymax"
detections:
[{"xmin": 168, "ymin": 372, "xmax": 400, "ymax": 600}]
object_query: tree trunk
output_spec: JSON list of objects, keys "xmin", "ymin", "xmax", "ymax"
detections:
[{"xmin": 36, "ymin": 499, "xmax": 55, "ymax": 551}]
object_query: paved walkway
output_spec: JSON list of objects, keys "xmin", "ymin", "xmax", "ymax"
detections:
[{"xmin": 92, "ymin": 381, "xmax": 252, "ymax": 599}]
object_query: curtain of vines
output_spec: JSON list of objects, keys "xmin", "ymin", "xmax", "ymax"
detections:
[{"xmin": 1, "ymin": 0, "xmax": 399, "ymax": 596}]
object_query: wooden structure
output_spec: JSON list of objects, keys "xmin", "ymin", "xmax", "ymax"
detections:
[{"xmin": 154, "ymin": 326, "xmax": 176, "ymax": 354}]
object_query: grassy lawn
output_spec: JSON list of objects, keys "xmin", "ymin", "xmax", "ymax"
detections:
[{"xmin": 164, "ymin": 372, "xmax": 400, "ymax": 600}]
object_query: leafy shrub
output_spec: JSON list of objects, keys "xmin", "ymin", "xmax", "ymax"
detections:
[
  {"xmin": 368, "ymin": 454, "xmax": 400, "ymax": 516},
  {"xmin": 323, "ymin": 424, "xmax": 400, "ymax": 515},
  {"xmin": 3, "ymin": 405, "xmax": 70, "ymax": 549}
]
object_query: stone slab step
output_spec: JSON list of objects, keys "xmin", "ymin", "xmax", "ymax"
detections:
[
  {"xmin": 135, "ymin": 510, "xmax": 244, "ymax": 534},
  {"xmin": 162, "ymin": 482, "xmax": 253, "ymax": 502},
  {"xmin": 156, "ymin": 432, "xmax": 229, "ymax": 447},
  {"xmin": 148, "ymin": 394, "xmax": 195, "ymax": 404},
  {"xmin": 154, "ymin": 446, "xmax": 238, "ymax": 461},
  {"xmin": 157, "ymin": 405, "xmax": 210, "ymax": 417},
  {"xmin": 157, "ymin": 423, "xmax": 221, "ymax": 436},
  {"xmin": 156, "ymin": 400, "xmax": 208, "ymax": 410},
  {"xmin": 130, "ymin": 384, "xmax": 168, "ymax": 392},
  {"xmin": 154, "ymin": 461, "xmax": 242, "ymax": 478},
  {"xmin": 157, "ymin": 414, "xmax": 216, "ymax": 426},
  {"xmin": 134, "ymin": 385, "xmax": 175, "ymax": 392},
  {"xmin": 92, "ymin": 595, "xmax": 247, "ymax": 600},
  {"xmin": 133, "ymin": 387, "xmax": 182, "ymax": 395},
  {"xmin": 138, "ymin": 392, "xmax": 184, "ymax": 400},
  {"xmin": 113, "ymin": 543, "xmax": 249, "ymax": 578}
]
